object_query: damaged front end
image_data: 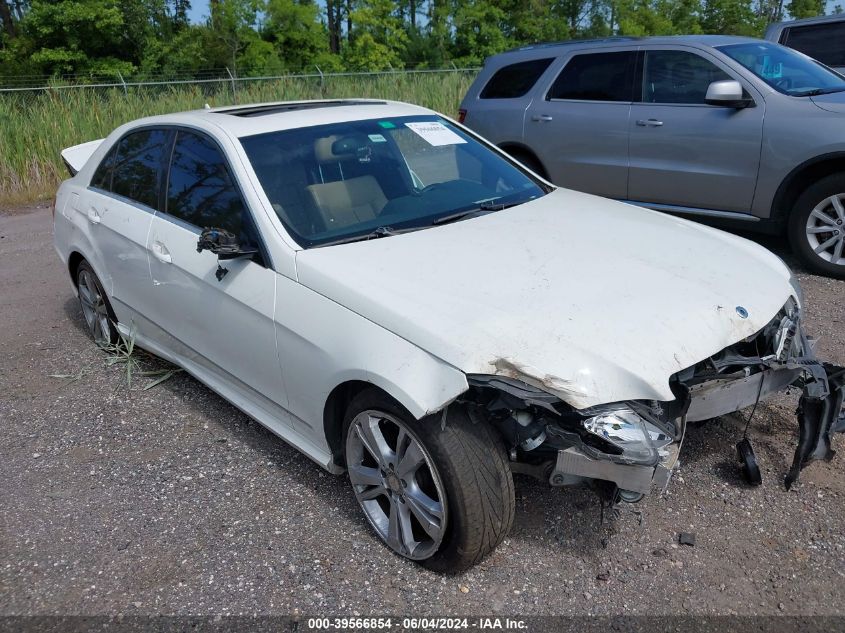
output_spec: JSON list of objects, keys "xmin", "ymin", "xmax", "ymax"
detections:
[{"xmin": 463, "ymin": 299, "xmax": 845, "ymax": 500}]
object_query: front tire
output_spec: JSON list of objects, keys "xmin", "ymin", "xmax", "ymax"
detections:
[
  {"xmin": 343, "ymin": 389, "xmax": 515, "ymax": 573},
  {"xmin": 788, "ymin": 175, "xmax": 845, "ymax": 279},
  {"xmin": 76, "ymin": 260, "xmax": 118, "ymax": 346}
]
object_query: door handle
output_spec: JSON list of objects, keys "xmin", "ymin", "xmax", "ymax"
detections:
[
  {"xmin": 531, "ymin": 114, "xmax": 554, "ymax": 122},
  {"xmin": 151, "ymin": 241, "xmax": 172, "ymax": 264},
  {"xmin": 87, "ymin": 208, "xmax": 101, "ymax": 224},
  {"xmin": 636, "ymin": 119, "xmax": 664, "ymax": 127}
]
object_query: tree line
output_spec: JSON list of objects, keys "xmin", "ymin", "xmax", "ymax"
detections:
[{"xmin": 0, "ymin": 0, "xmax": 838, "ymax": 81}]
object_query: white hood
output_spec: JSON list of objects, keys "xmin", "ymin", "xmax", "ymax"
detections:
[{"xmin": 296, "ymin": 188, "xmax": 794, "ymax": 409}]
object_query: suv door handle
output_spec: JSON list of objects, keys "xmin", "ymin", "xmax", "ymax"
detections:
[
  {"xmin": 531, "ymin": 114, "xmax": 554, "ymax": 122},
  {"xmin": 151, "ymin": 241, "xmax": 172, "ymax": 264},
  {"xmin": 636, "ymin": 119, "xmax": 664, "ymax": 127},
  {"xmin": 87, "ymin": 208, "xmax": 101, "ymax": 224}
]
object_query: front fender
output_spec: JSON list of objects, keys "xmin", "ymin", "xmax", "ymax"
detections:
[{"xmin": 274, "ymin": 273, "xmax": 469, "ymax": 437}]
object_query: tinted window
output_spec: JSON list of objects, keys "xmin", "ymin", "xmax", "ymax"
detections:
[
  {"xmin": 110, "ymin": 129, "xmax": 170, "ymax": 209},
  {"xmin": 480, "ymin": 58, "xmax": 555, "ymax": 99},
  {"xmin": 166, "ymin": 131, "xmax": 252, "ymax": 241},
  {"xmin": 784, "ymin": 22, "xmax": 845, "ymax": 68},
  {"xmin": 548, "ymin": 51, "xmax": 637, "ymax": 101},
  {"xmin": 643, "ymin": 50, "xmax": 731, "ymax": 104},
  {"xmin": 91, "ymin": 143, "xmax": 118, "ymax": 190}
]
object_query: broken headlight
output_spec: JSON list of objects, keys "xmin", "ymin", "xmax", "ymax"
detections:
[{"xmin": 582, "ymin": 407, "xmax": 672, "ymax": 466}]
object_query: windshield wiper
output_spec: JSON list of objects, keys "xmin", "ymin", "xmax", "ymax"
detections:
[
  {"xmin": 314, "ymin": 226, "xmax": 406, "ymax": 247},
  {"xmin": 793, "ymin": 87, "xmax": 845, "ymax": 97},
  {"xmin": 432, "ymin": 199, "xmax": 528, "ymax": 226}
]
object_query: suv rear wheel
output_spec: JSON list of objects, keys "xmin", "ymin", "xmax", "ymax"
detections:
[
  {"xmin": 789, "ymin": 174, "xmax": 845, "ymax": 279},
  {"xmin": 343, "ymin": 389, "xmax": 515, "ymax": 572}
]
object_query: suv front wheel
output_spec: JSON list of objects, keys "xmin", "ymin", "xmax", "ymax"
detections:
[{"xmin": 789, "ymin": 174, "xmax": 845, "ymax": 279}]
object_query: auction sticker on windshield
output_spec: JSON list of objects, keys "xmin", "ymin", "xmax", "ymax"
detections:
[{"xmin": 405, "ymin": 121, "xmax": 467, "ymax": 146}]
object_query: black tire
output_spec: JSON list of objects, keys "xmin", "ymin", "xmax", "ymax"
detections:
[
  {"xmin": 343, "ymin": 388, "xmax": 515, "ymax": 573},
  {"xmin": 788, "ymin": 174, "xmax": 845, "ymax": 279},
  {"xmin": 75, "ymin": 260, "xmax": 119, "ymax": 345}
]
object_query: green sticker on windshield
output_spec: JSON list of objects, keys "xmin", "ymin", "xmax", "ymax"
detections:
[{"xmin": 378, "ymin": 121, "xmax": 396, "ymax": 129}]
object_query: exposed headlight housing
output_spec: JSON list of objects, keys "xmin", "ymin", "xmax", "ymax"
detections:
[{"xmin": 582, "ymin": 408, "xmax": 672, "ymax": 466}]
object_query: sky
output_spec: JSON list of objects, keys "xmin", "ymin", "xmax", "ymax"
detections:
[{"xmin": 185, "ymin": 0, "xmax": 839, "ymax": 25}]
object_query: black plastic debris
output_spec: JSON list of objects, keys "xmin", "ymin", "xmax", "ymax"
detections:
[{"xmin": 678, "ymin": 532, "xmax": 696, "ymax": 547}]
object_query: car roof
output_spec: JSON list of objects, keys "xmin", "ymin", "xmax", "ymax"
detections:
[
  {"xmin": 125, "ymin": 99, "xmax": 436, "ymax": 139},
  {"xmin": 496, "ymin": 34, "xmax": 761, "ymax": 60},
  {"xmin": 767, "ymin": 13, "xmax": 845, "ymax": 30}
]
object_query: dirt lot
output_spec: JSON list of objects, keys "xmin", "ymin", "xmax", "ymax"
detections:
[{"xmin": 1, "ymin": 206, "xmax": 844, "ymax": 617}]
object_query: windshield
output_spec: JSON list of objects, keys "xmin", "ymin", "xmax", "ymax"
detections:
[
  {"xmin": 718, "ymin": 42, "xmax": 845, "ymax": 96},
  {"xmin": 240, "ymin": 115, "xmax": 547, "ymax": 247}
]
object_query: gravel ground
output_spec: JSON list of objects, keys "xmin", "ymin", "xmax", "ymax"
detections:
[{"xmin": 1, "ymin": 207, "xmax": 844, "ymax": 617}]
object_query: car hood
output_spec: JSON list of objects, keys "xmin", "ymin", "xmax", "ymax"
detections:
[
  {"xmin": 811, "ymin": 90, "xmax": 845, "ymax": 113},
  {"xmin": 295, "ymin": 188, "xmax": 794, "ymax": 409}
]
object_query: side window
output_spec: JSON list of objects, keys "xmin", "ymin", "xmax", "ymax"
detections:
[
  {"xmin": 480, "ymin": 58, "xmax": 555, "ymax": 99},
  {"xmin": 784, "ymin": 23, "xmax": 845, "ymax": 68},
  {"xmin": 547, "ymin": 51, "xmax": 637, "ymax": 102},
  {"xmin": 643, "ymin": 50, "xmax": 731, "ymax": 104},
  {"xmin": 166, "ymin": 131, "xmax": 256, "ymax": 246},
  {"xmin": 91, "ymin": 143, "xmax": 119, "ymax": 190},
  {"xmin": 110, "ymin": 129, "xmax": 170, "ymax": 209}
]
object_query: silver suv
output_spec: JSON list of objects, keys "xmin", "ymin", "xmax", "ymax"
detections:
[{"xmin": 459, "ymin": 35, "xmax": 845, "ymax": 278}]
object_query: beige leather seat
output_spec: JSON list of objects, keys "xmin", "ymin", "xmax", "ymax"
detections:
[{"xmin": 306, "ymin": 136, "xmax": 387, "ymax": 229}]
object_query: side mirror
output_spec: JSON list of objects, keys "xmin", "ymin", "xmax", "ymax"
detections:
[
  {"xmin": 197, "ymin": 227, "xmax": 258, "ymax": 281},
  {"xmin": 705, "ymin": 80, "xmax": 752, "ymax": 108},
  {"xmin": 197, "ymin": 227, "xmax": 257, "ymax": 260}
]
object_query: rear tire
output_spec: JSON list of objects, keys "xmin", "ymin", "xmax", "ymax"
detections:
[
  {"xmin": 343, "ymin": 389, "xmax": 515, "ymax": 573},
  {"xmin": 76, "ymin": 260, "xmax": 119, "ymax": 346},
  {"xmin": 788, "ymin": 175, "xmax": 845, "ymax": 279}
]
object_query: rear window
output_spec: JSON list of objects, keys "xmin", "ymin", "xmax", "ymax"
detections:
[
  {"xmin": 548, "ymin": 51, "xmax": 638, "ymax": 102},
  {"xmin": 783, "ymin": 22, "xmax": 845, "ymax": 68},
  {"xmin": 92, "ymin": 129, "xmax": 170, "ymax": 210},
  {"xmin": 480, "ymin": 58, "xmax": 555, "ymax": 99}
]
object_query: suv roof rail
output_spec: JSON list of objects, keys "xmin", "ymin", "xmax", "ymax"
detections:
[{"xmin": 507, "ymin": 36, "xmax": 644, "ymax": 53}]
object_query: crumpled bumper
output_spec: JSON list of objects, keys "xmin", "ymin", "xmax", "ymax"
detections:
[{"xmin": 546, "ymin": 309, "xmax": 845, "ymax": 496}]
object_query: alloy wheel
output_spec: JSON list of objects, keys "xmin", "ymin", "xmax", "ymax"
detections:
[
  {"xmin": 805, "ymin": 193, "xmax": 845, "ymax": 266},
  {"xmin": 346, "ymin": 410, "xmax": 447, "ymax": 560},
  {"xmin": 77, "ymin": 269, "xmax": 112, "ymax": 345}
]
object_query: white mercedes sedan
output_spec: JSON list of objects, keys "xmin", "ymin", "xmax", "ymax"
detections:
[{"xmin": 54, "ymin": 99, "xmax": 844, "ymax": 572}]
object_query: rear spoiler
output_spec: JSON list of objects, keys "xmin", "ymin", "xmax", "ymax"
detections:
[{"xmin": 60, "ymin": 139, "xmax": 104, "ymax": 177}]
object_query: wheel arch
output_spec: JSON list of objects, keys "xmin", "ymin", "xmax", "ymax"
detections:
[
  {"xmin": 68, "ymin": 250, "xmax": 86, "ymax": 287},
  {"xmin": 322, "ymin": 374, "xmax": 468, "ymax": 469},
  {"xmin": 772, "ymin": 152, "xmax": 845, "ymax": 225},
  {"xmin": 497, "ymin": 142, "xmax": 550, "ymax": 179}
]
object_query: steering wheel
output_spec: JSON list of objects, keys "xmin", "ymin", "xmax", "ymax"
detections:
[
  {"xmin": 419, "ymin": 181, "xmax": 451, "ymax": 194},
  {"xmin": 774, "ymin": 77, "xmax": 792, "ymax": 90}
]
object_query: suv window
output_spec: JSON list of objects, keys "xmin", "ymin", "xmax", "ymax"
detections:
[
  {"xmin": 108, "ymin": 129, "xmax": 170, "ymax": 209},
  {"xmin": 91, "ymin": 144, "xmax": 118, "ymax": 191},
  {"xmin": 480, "ymin": 58, "xmax": 555, "ymax": 99},
  {"xmin": 548, "ymin": 51, "xmax": 637, "ymax": 102},
  {"xmin": 166, "ymin": 130, "xmax": 257, "ymax": 246},
  {"xmin": 783, "ymin": 22, "xmax": 845, "ymax": 68},
  {"xmin": 643, "ymin": 50, "xmax": 731, "ymax": 104}
]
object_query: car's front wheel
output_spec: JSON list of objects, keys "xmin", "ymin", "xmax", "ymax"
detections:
[
  {"xmin": 343, "ymin": 389, "xmax": 515, "ymax": 572},
  {"xmin": 789, "ymin": 175, "xmax": 845, "ymax": 279},
  {"xmin": 76, "ymin": 260, "xmax": 118, "ymax": 346}
]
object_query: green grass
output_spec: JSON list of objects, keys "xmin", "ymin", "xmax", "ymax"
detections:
[{"xmin": 0, "ymin": 71, "xmax": 476, "ymax": 206}]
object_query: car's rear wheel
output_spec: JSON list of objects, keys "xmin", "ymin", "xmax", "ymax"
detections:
[
  {"xmin": 343, "ymin": 389, "xmax": 515, "ymax": 572},
  {"xmin": 76, "ymin": 261, "xmax": 118, "ymax": 346},
  {"xmin": 789, "ymin": 175, "xmax": 845, "ymax": 279}
]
